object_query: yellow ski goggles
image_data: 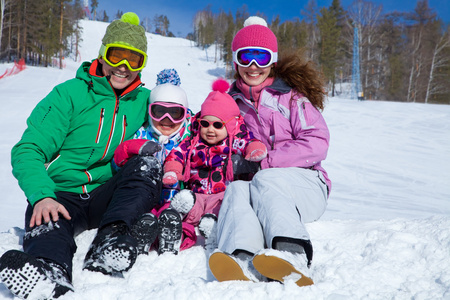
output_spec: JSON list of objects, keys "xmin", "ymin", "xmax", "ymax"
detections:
[{"xmin": 99, "ymin": 43, "xmax": 147, "ymax": 71}]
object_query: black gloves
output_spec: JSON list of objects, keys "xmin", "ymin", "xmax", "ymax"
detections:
[
  {"xmin": 231, "ymin": 154, "xmax": 260, "ymax": 179},
  {"xmin": 139, "ymin": 140, "xmax": 162, "ymax": 156}
]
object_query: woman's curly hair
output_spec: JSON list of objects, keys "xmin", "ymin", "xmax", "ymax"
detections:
[
  {"xmin": 274, "ymin": 50, "xmax": 327, "ymax": 111},
  {"xmin": 234, "ymin": 49, "xmax": 327, "ymax": 111}
]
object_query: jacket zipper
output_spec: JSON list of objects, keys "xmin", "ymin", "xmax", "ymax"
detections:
[
  {"xmin": 95, "ymin": 108, "xmax": 105, "ymax": 143},
  {"xmin": 100, "ymin": 97, "xmax": 120, "ymax": 160},
  {"xmin": 82, "ymin": 99, "xmax": 118, "ymax": 193},
  {"xmin": 82, "ymin": 171, "xmax": 93, "ymax": 193},
  {"xmin": 238, "ymin": 94, "xmax": 262, "ymax": 124},
  {"xmin": 239, "ymin": 90, "xmax": 278, "ymax": 150},
  {"xmin": 82, "ymin": 83, "xmax": 141, "ymax": 193},
  {"xmin": 120, "ymin": 115, "xmax": 127, "ymax": 144}
]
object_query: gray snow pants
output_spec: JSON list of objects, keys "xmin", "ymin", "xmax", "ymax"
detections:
[{"xmin": 216, "ymin": 167, "xmax": 328, "ymax": 255}]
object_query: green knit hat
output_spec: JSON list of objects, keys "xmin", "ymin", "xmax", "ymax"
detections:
[{"xmin": 100, "ymin": 12, "xmax": 147, "ymax": 55}]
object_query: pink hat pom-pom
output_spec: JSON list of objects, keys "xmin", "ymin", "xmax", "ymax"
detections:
[{"xmin": 212, "ymin": 78, "xmax": 230, "ymax": 93}]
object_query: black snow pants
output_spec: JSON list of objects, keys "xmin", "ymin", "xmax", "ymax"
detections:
[{"xmin": 22, "ymin": 156, "xmax": 162, "ymax": 279}]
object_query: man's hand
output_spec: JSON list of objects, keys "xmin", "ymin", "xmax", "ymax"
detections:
[
  {"xmin": 139, "ymin": 140, "xmax": 162, "ymax": 156},
  {"xmin": 30, "ymin": 197, "xmax": 71, "ymax": 227}
]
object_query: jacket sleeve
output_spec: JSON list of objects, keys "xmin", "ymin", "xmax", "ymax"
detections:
[
  {"xmin": 114, "ymin": 139, "xmax": 149, "ymax": 167},
  {"xmin": 261, "ymin": 99, "xmax": 330, "ymax": 169},
  {"xmin": 232, "ymin": 118, "xmax": 257, "ymax": 155},
  {"xmin": 11, "ymin": 85, "xmax": 73, "ymax": 206}
]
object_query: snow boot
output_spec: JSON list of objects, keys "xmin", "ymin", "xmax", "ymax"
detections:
[
  {"xmin": 0, "ymin": 249, "xmax": 73, "ymax": 299},
  {"xmin": 209, "ymin": 250, "xmax": 263, "ymax": 282},
  {"xmin": 83, "ymin": 222, "xmax": 138, "ymax": 275},
  {"xmin": 252, "ymin": 249, "xmax": 314, "ymax": 287},
  {"xmin": 169, "ymin": 189, "xmax": 196, "ymax": 219},
  {"xmin": 157, "ymin": 208, "xmax": 182, "ymax": 254},
  {"xmin": 273, "ymin": 237, "xmax": 313, "ymax": 267},
  {"xmin": 198, "ymin": 214, "xmax": 217, "ymax": 239},
  {"xmin": 130, "ymin": 213, "xmax": 158, "ymax": 255},
  {"xmin": 198, "ymin": 214, "xmax": 218, "ymax": 252}
]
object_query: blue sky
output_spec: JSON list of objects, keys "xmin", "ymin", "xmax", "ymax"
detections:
[{"xmin": 93, "ymin": 0, "xmax": 450, "ymax": 37}]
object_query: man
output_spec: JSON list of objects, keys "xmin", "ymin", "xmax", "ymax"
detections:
[{"xmin": 0, "ymin": 12, "xmax": 162, "ymax": 299}]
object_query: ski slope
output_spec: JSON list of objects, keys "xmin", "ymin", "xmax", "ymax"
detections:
[{"xmin": 0, "ymin": 20, "xmax": 449, "ymax": 299}]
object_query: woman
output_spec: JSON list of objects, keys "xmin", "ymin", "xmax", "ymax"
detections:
[{"xmin": 208, "ymin": 16, "xmax": 331, "ymax": 287}]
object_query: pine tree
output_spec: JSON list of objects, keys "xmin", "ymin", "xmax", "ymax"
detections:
[
  {"xmin": 90, "ymin": 0, "xmax": 98, "ymax": 21},
  {"xmin": 301, "ymin": 0, "xmax": 320, "ymax": 63},
  {"xmin": 317, "ymin": 1, "xmax": 342, "ymax": 96},
  {"xmin": 223, "ymin": 11, "xmax": 235, "ymax": 77},
  {"xmin": 377, "ymin": 13, "xmax": 408, "ymax": 101}
]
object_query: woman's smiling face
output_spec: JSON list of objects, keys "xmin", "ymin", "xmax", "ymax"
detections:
[{"xmin": 237, "ymin": 63, "xmax": 272, "ymax": 86}]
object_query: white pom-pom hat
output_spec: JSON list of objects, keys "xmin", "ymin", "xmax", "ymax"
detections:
[{"xmin": 244, "ymin": 16, "xmax": 268, "ymax": 27}]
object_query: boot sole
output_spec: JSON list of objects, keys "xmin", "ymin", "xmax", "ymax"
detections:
[
  {"xmin": 0, "ymin": 250, "xmax": 56, "ymax": 299},
  {"xmin": 83, "ymin": 235, "xmax": 138, "ymax": 275},
  {"xmin": 131, "ymin": 213, "xmax": 158, "ymax": 254},
  {"xmin": 209, "ymin": 252, "xmax": 251, "ymax": 282},
  {"xmin": 158, "ymin": 209, "xmax": 182, "ymax": 254},
  {"xmin": 252, "ymin": 254, "xmax": 314, "ymax": 286}
]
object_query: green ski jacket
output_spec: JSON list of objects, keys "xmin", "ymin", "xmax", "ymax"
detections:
[{"xmin": 11, "ymin": 60, "xmax": 150, "ymax": 206}]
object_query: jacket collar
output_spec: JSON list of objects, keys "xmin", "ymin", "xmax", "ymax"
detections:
[
  {"xmin": 78, "ymin": 59, "xmax": 143, "ymax": 98},
  {"xmin": 229, "ymin": 77, "xmax": 291, "ymax": 98}
]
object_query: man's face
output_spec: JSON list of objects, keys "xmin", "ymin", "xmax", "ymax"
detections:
[{"xmin": 99, "ymin": 58, "xmax": 140, "ymax": 90}]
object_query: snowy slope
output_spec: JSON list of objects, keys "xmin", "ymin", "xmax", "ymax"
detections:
[{"xmin": 0, "ymin": 20, "xmax": 449, "ymax": 299}]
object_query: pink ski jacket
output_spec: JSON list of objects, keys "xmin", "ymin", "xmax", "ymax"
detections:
[
  {"xmin": 229, "ymin": 78, "xmax": 332, "ymax": 194},
  {"xmin": 165, "ymin": 113, "xmax": 259, "ymax": 194}
]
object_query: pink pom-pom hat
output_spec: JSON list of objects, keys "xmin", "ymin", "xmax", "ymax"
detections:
[
  {"xmin": 185, "ymin": 78, "xmax": 243, "ymax": 183},
  {"xmin": 201, "ymin": 78, "xmax": 240, "ymax": 135},
  {"xmin": 232, "ymin": 16, "xmax": 278, "ymax": 55},
  {"xmin": 211, "ymin": 78, "xmax": 230, "ymax": 94}
]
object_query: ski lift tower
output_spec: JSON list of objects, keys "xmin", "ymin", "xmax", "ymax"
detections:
[{"xmin": 352, "ymin": 26, "xmax": 363, "ymax": 100}]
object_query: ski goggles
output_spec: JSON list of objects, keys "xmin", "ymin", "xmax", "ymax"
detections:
[
  {"xmin": 100, "ymin": 43, "xmax": 147, "ymax": 71},
  {"xmin": 149, "ymin": 102, "xmax": 187, "ymax": 123},
  {"xmin": 233, "ymin": 47, "xmax": 278, "ymax": 68},
  {"xmin": 198, "ymin": 117, "xmax": 235, "ymax": 130}
]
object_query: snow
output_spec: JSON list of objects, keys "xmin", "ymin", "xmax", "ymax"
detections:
[{"xmin": 1, "ymin": 19, "xmax": 449, "ymax": 299}]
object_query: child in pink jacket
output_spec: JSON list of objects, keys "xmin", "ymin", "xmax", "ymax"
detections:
[{"xmin": 162, "ymin": 79, "xmax": 267, "ymax": 246}]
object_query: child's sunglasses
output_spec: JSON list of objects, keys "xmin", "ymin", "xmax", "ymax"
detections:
[
  {"xmin": 149, "ymin": 102, "xmax": 187, "ymax": 123},
  {"xmin": 233, "ymin": 47, "xmax": 277, "ymax": 68},
  {"xmin": 198, "ymin": 117, "xmax": 236, "ymax": 130},
  {"xmin": 100, "ymin": 43, "xmax": 147, "ymax": 71}
]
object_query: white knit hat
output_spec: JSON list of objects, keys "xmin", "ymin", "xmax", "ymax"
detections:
[{"xmin": 149, "ymin": 83, "xmax": 188, "ymax": 108}]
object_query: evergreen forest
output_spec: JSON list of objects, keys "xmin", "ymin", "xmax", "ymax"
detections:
[{"xmin": 1, "ymin": 0, "xmax": 449, "ymax": 104}]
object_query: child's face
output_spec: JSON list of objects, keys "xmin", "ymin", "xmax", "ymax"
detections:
[
  {"xmin": 152, "ymin": 118, "xmax": 182, "ymax": 136},
  {"xmin": 149, "ymin": 102, "xmax": 186, "ymax": 136},
  {"xmin": 99, "ymin": 57, "xmax": 140, "ymax": 90},
  {"xmin": 199, "ymin": 115, "xmax": 228, "ymax": 145},
  {"xmin": 238, "ymin": 63, "xmax": 272, "ymax": 86}
]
